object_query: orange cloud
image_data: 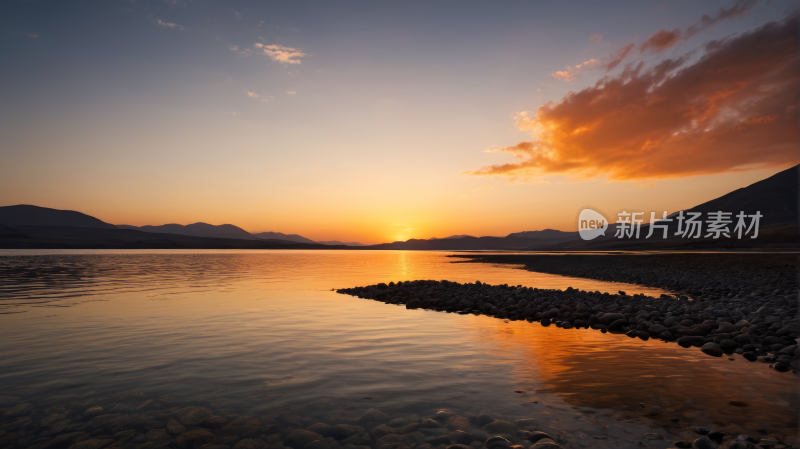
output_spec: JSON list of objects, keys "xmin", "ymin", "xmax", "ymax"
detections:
[
  {"xmin": 640, "ymin": 29, "xmax": 681, "ymax": 53},
  {"xmin": 550, "ymin": 59, "xmax": 600, "ymax": 81},
  {"xmin": 254, "ymin": 43, "xmax": 307, "ymax": 64},
  {"xmin": 590, "ymin": 34, "xmax": 602, "ymax": 43},
  {"xmin": 465, "ymin": 16, "xmax": 798, "ymax": 181}
]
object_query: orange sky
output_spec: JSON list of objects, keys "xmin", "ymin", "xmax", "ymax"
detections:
[{"xmin": 0, "ymin": 1, "xmax": 796, "ymax": 244}]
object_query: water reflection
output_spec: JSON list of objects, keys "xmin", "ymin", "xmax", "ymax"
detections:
[
  {"xmin": 471, "ymin": 318, "xmax": 798, "ymax": 435},
  {"xmin": 0, "ymin": 250, "xmax": 795, "ymax": 443}
]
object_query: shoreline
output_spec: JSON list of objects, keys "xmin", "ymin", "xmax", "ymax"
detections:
[{"xmin": 336, "ymin": 273, "xmax": 799, "ymax": 373}]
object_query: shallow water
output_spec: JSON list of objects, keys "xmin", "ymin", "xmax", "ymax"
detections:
[{"xmin": 0, "ymin": 250, "xmax": 796, "ymax": 445}]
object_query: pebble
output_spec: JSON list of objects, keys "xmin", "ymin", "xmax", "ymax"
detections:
[{"xmin": 336, "ymin": 278, "xmax": 799, "ymax": 369}]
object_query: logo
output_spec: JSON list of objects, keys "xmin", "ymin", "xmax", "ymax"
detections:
[{"xmin": 578, "ymin": 208, "xmax": 608, "ymax": 240}]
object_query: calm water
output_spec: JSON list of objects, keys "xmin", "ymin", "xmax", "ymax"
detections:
[{"xmin": 0, "ymin": 250, "xmax": 796, "ymax": 445}]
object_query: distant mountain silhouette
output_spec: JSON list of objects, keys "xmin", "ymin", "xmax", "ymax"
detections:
[
  {"xmin": 318, "ymin": 240, "xmax": 367, "ymax": 246},
  {"xmin": 252, "ymin": 232, "xmax": 317, "ymax": 244},
  {"xmin": 370, "ymin": 236, "xmax": 552, "ymax": 250},
  {"xmin": 0, "ymin": 205, "xmax": 117, "ymax": 229},
  {"xmin": 506, "ymin": 229, "xmax": 578, "ymax": 242},
  {"xmin": 442, "ymin": 235, "xmax": 475, "ymax": 239},
  {"xmin": 118, "ymin": 223, "xmax": 258, "ymax": 240}
]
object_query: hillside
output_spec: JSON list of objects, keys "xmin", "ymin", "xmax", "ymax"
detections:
[{"xmin": 0, "ymin": 205, "xmax": 117, "ymax": 229}]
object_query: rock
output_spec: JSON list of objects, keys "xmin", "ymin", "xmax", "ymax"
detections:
[
  {"xmin": 144, "ymin": 429, "xmax": 169, "ymax": 442},
  {"xmin": 484, "ymin": 436, "xmax": 513, "ymax": 449},
  {"xmin": 426, "ymin": 434, "xmax": 450, "ymax": 446},
  {"xmin": 482, "ymin": 420, "xmax": 518, "ymax": 436},
  {"xmin": 42, "ymin": 414, "xmax": 67, "ymax": 427},
  {"xmin": 401, "ymin": 431, "xmax": 427, "ymax": 445},
  {"xmin": 650, "ymin": 324, "xmax": 667, "ymax": 335},
  {"xmin": 4, "ymin": 402, "xmax": 33, "ymax": 417},
  {"xmin": 67, "ymin": 439, "xmax": 115, "ymax": 449},
  {"xmin": 335, "ymin": 425, "xmax": 365, "ymax": 439},
  {"xmin": 513, "ymin": 419, "xmax": 537, "ymax": 430},
  {"xmin": 444, "ymin": 416, "xmax": 471, "ymax": 432},
  {"xmin": 418, "ymin": 428, "xmax": 448, "ymax": 437},
  {"xmin": 377, "ymin": 443, "xmax": 410, "ymax": 449},
  {"xmin": 659, "ymin": 331, "xmax": 675, "ymax": 340},
  {"xmin": 526, "ymin": 432, "xmax": 555, "ymax": 444},
  {"xmin": 284, "ymin": 430, "xmax": 324, "ymax": 449},
  {"xmin": 696, "ymin": 427, "xmax": 714, "ymax": 435},
  {"xmin": 450, "ymin": 431, "xmax": 472, "ymax": 445},
  {"xmin": 420, "ymin": 419, "xmax": 443, "ymax": 429},
  {"xmin": 406, "ymin": 299, "xmax": 421, "ymax": 309},
  {"xmin": 435, "ymin": 410, "xmax": 456, "ymax": 420},
  {"xmin": 43, "ymin": 432, "xmax": 91, "ymax": 449},
  {"xmin": 742, "ymin": 352, "xmax": 758, "ymax": 362},
  {"xmin": 304, "ymin": 440, "xmax": 332, "ymax": 449},
  {"xmin": 719, "ymin": 340, "xmax": 739, "ymax": 352},
  {"xmin": 701, "ymin": 343, "xmax": 724, "ymax": 357},
  {"xmin": 372, "ymin": 425, "xmax": 397, "ymax": 439},
  {"xmin": 470, "ymin": 429, "xmax": 490, "ymax": 443},
  {"xmin": 717, "ymin": 322, "xmax": 737, "ymax": 333},
  {"xmin": 83, "ymin": 407, "xmax": 104, "ymax": 418},
  {"xmin": 357, "ymin": 409, "xmax": 390, "ymax": 425},
  {"xmin": 388, "ymin": 418, "xmax": 409, "ymax": 428},
  {"xmin": 529, "ymin": 442, "xmax": 561, "ymax": 449},
  {"xmin": 201, "ymin": 416, "xmax": 228, "ymax": 429},
  {"xmin": 675, "ymin": 441, "xmax": 694, "ymax": 448},
  {"xmin": 644, "ymin": 433, "xmax": 663, "ymax": 440},
  {"xmin": 233, "ymin": 439, "xmax": 269, "ymax": 449},
  {"xmin": 164, "ymin": 418, "xmax": 186, "ymax": 435},
  {"xmin": 399, "ymin": 423, "xmax": 420, "ymax": 435},
  {"xmin": 174, "ymin": 406, "xmax": 212, "ymax": 426},
  {"xmin": 477, "ymin": 415, "xmax": 496, "ymax": 426},
  {"xmin": 177, "ymin": 429, "xmax": 215, "ymax": 449},
  {"xmin": 693, "ymin": 436, "xmax": 719, "ymax": 449},
  {"xmin": 447, "ymin": 445, "xmax": 470, "ymax": 449}
]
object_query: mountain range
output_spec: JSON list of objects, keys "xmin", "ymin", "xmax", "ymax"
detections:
[{"xmin": 0, "ymin": 164, "xmax": 796, "ymax": 249}]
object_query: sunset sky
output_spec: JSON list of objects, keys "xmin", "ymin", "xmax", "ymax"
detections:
[{"xmin": 1, "ymin": 0, "xmax": 796, "ymax": 244}]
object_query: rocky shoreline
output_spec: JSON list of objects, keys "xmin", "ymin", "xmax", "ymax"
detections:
[
  {"xmin": 336, "ymin": 277, "xmax": 800, "ymax": 373},
  {"xmin": 0, "ymin": 393, "xmax": 789, "ymax": 449}
]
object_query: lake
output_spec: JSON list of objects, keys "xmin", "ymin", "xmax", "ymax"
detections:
[{"xmin": 0, "ymin": 250, "xmax": 796, "ymax": 448}]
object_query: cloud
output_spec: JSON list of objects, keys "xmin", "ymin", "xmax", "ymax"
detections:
[
  {"xmin": 550, "ymin": 59, "xmax": 600, "ymax": 81},
  {"xmin": 464, "ymin": 15, "xmax": 798, "ymax": 181},
  {"xmin": 155, "ymin": 18, "xmax": 183, "ymax": 30},
  {"xmin": 247, "ymin": 92, "xmax": 260, "ymax": 98},
  {"xmin": 590, "ymin": 34, "xmax": 602, "ymax": 43},
  {"xmin": 229, "ymin": 45, "xmax": 252, "ymax": 57},
  {"xmin": 286, "ymin": 91, "xmax": 296, "ymax": 95},
  {"xmin": 640, "ymin": 29, "xmax": 682, "ymax": 53},
  {"xmin": 637, "ymin": 0, "xmax": 758, "ymax": 55},
  {"xmin": 254, "ymin": 43, "xmax": 307, "ymax": 64}
]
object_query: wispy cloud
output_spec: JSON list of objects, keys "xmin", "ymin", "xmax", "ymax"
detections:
[
  {"xmin": 551, "ymin": 0, "xmax": 761, "ymax": 77},
  {"xmin": 254, "ymin": 43, "xmax": 307, "ymax": 64},
  {"xmin": 229, "ymin": 45, "xmax": 252, "ymax": 56},
  {"xmin": 154, "ymin": 18, "xmax": 184, "ymax": 30},
  {"xmin": 286, "ymin": 91, "xmax": 296, "ymax": 95},
  {"xmin": 247, "ymin": 92, "xmax": 260, "ymax": 98},
  {"xmin": 550, "ymin": 59, "xmax": 600, "ymax": 81},
  {"xmin": 465, "ymin": 15, "xmax": 798, "ymax": 181}
]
